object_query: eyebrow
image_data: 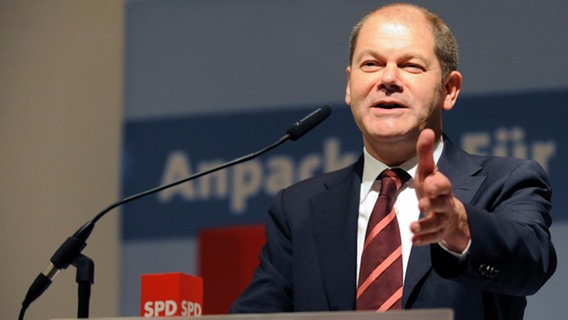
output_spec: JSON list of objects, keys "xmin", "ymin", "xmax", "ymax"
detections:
[{"xmin": 354, "ymin": 48, "xmax": 432, "ymax": 66}]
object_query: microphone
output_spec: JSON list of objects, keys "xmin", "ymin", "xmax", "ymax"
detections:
[
  {"xmin": 286, "ymin": 105, "xmax": 331, "ymax": 140},
  {"xmin": 18, "ymin": 105, "xmax": 331, "ymax": 319}
]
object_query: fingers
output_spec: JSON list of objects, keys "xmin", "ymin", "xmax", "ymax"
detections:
[
  {"xmin": 411, "ymin": 196, "xmax": 471, "ymax": 252},
  {"xmin": 412, "ymin": 178, "xmax": 454, "ymax": 245},
  {"xmin": 419, "ymin": 192, "xmax": 453, "ymax": 213},
  {"xmin": 410, "ymin": 216, "xmax": 444, "ymax": 246}
]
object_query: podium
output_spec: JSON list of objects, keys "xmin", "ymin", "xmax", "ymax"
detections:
[{"xmin": 53, "ymin": 309, "xmax": 453, "ymax": 320}]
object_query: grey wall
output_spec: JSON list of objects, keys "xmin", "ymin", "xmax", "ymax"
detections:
[{"xmin": 0, "ymin": 1, "xmax": 124, "ymax": 320}]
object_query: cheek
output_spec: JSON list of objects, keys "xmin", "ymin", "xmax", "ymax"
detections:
[
  {"xmin": 347, "ymin": 75, "xmax": 377, "ymax": 99},
  {"xmin": 350, "ymin": 100, "xmax": 373, "ymax": 125},
  {"xmin": 409, "ymin": 83, "xmax": 444, "ymax": 113}
]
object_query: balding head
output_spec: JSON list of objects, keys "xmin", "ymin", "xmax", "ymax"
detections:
[{"xmin": 348, "ymin": 3, "xmax": 458, "ymax": 79}]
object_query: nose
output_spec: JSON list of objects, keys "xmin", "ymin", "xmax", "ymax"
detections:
[{"xmin": 378, "ymin": 64, "xmax": 402, "ymax": 94}]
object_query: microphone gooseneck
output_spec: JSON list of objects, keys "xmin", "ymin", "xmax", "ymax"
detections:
[{"xmin": 18, "ymin": 105, "xmax": 331, "ymax": 320}]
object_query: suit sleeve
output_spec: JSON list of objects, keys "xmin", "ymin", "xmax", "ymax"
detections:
[{"xmin": 432, "ymin": 159, "xmax": 557, "ymax": 296}]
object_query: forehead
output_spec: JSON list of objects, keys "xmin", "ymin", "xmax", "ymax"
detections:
[{"xmin": 356, "ymin": 7, "xmax": 435, "ymax": 54}]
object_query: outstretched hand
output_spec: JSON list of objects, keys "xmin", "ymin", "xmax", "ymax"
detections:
[{"xmin": 411, "ymin": 129, "xmax": 470, "ymax": 253}]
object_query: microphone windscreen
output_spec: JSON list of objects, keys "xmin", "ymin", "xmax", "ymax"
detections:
[{"xmin": 286, "ymin": 105, "xmax": 331, "ymax": 141}]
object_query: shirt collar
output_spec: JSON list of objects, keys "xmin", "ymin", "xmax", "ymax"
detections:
[{"xmin": 360, "ymin": 137, "xmax": 445, "ymax": 204}]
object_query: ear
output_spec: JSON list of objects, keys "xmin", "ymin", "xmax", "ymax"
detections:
[
  {"xmin": 345, "ymin": 66, "xmax": 352, "ymax": 105},
  {"xmin": 442, "ymin": 71, "xmax": 462, "ymax": 111}
]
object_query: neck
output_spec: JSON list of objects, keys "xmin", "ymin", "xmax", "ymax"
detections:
[
  {"xmin": 364, "ymin": 139, "xmax": 417, "ymax": 167},
  {"xmin": 364, "ymin": 130, "xmax": 443, "ymax": 167}
]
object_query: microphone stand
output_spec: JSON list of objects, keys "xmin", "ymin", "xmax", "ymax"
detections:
[
  {"xmin": 73, "ymin": 254, "xmax": 94, "ymax": 318},
  {"xmin": 64, "ymin": 134, "xmax": 289, "ymax": 319},
  {"xmin": 18, "ymin": 105, "xmax": 331, "ymax": 320}
]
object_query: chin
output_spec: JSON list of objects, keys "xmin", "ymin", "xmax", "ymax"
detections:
[{"xmin": 370, "ymin": 129, "xmax": 418, "ymax": 143}]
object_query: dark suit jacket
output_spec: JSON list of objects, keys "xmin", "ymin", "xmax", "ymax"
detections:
[{"xmin": 230, "ymin": 137, "xmax": 557, "ymax": 320}]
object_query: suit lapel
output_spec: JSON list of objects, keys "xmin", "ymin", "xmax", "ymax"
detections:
[
  {"xmin": 402, "ymin": 137, "xmax": 485, "ymax": 307},
  {"xmin": 438, "ymin": 137, "xmax": 485, "ymax": 204},
  {"xmin": 310, "ymin": 158, "xmax": 362, "ymax": 310}
]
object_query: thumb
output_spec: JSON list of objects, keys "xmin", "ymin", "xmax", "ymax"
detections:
[{"xmin": 416, "ymin": 129, "xmax": 437, "ymax": 185}]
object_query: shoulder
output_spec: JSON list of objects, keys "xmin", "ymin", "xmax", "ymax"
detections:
[
  {"xmin": 272, "ymin": 156, "xmax": 362, "ymax": 203},
  {"xmin": 442, "ymin": 136, "xmax": 551, "ymax": 202},
  {"xmin": 287, "ymin": 159, "xmax": 360, "ymax": 193},
  {"xmin": 443, "ymin": 135, "xmax": 548, "ymax": 178}
]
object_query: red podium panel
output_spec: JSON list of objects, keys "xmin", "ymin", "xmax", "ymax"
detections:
[
  {"xmin": 198, "ymin": 224, "xmax": 266, "ymax": 315},
  {"xmin": 140, "ymin": 272, "xmax": 203, "ymax": 317}
]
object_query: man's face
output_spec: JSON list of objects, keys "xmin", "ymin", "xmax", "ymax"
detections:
[{"xmin": 345, "ymin": 8, "xmax": 454, "ymax": 157}]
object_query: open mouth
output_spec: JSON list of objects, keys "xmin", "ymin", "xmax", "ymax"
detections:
[{"xmin": 374, "ymin": 102, "xmax": 405, "ymax": 109}]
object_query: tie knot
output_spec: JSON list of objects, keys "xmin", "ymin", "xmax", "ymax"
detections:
[{"xmin": 378, "ymin": 169, "xmax": 409, "ymax": 197}]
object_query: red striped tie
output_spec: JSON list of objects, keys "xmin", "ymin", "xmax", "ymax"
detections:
[{"xmin": 357, "ymin": 168, "xmax": 409, "ymax": 311}]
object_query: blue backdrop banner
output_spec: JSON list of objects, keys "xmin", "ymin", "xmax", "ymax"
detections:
[{"xmin": 121, "ymin": 89, "xmax": 567, "ymax": 243}]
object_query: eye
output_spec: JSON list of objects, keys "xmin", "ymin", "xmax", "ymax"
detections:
[
  {"xmin": 402, "ymin": 63, "xmax": 426, "ymax": 73},
  {"xmin": 360, "ymin": 60, "xmax": 382, "ymax": 72}
]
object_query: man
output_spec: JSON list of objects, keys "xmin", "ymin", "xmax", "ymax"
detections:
[{"xmin": 230, "ymin": 3, "xmax": 556, "ymax": 319}]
